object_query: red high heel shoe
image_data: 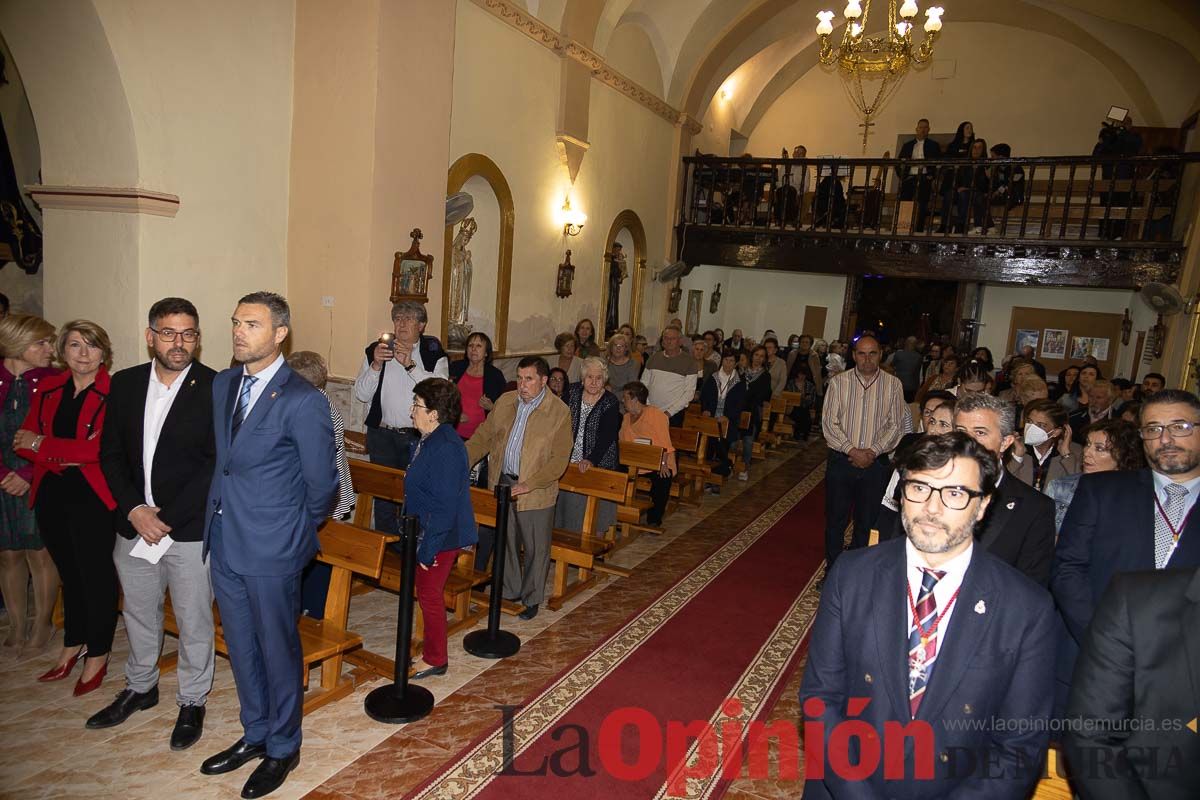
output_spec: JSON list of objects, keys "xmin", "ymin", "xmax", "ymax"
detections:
[
  {"xmin": 73, "ymin": 655, "xmax": 109, "ymax": 697},
  {"xmin": 36, "ymin": 646, "xmax": 86, "ymax": 682}
]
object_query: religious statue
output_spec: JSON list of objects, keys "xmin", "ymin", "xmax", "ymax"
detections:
[
  {"xmin": 710, "ymin": 283, "xmax": 722, "ymax": 314},
  {"xmin": 447, "ymin": 217, "xmax": 477, "ymax": 349},
  {"xmin": 668, "ymin": 278, "xmax": 682, "ymax": 314},
  {"xmin": 604, "ymin": 242, "xmax": 627, "ymax": 337}
]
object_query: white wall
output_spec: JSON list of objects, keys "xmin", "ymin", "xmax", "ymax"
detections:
[
  {"xmin": 976, "ymin": 284, "xmax": 1153, "ymax": 379},
  {"xmin": 678, "ymin": 264, "xmax": 846, "ymax": 342}
]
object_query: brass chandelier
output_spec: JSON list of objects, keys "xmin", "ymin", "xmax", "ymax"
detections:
[{"xmin": 815, "ymin": 0, "xmax": 945, "ymax": 151}]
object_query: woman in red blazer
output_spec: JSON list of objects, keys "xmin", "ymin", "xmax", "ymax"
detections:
[{"xmin": 15, "ymin": 320, "xmax": 117, "ymax": 695}]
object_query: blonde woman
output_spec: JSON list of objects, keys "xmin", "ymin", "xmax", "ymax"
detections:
[
  {"xmin": 604, "ymin": 333, "xmax": 640, "ymax": 394},
  {"xmin": 0, "ymin": 314, "xmax": 61, "ymax": 656}
]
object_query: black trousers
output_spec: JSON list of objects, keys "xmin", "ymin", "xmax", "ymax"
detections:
[
  {"xmin": 823, "ymin": 450, "xmax": 887, "ymax": 569},
  {"xmin": 647, "ymin": 472, "xmax": 673, "ymax": 525},
  {"xmin": 36, "ymin": 474, "xmax": 117, "ymax": 655},
  {"xmin": 365, "ymin": 426, "xmax": 419, "ymax": 537}
]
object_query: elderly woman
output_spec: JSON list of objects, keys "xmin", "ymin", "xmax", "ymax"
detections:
[
  {"xmin": 574, "ymin": 319, "xmax": 600, "ymax": 359},
  {"xmin": 1046, "ymin": 418, "xmax": 1144, "ymax": 532},
  {"xmin": 16, "ymin": 320, "xmax": 116, "ymax": 695},
  {"xmin": 404, "ymin": 378, "xmax": 478, "ymax": 679},
  {"xmin": 555, "ymin": 358, "xmax": 622, "ymax": 535},
  {"xmin": 554, "ymin": 332, "xmax": 583, "ymax": 385},
  {"xmin": 619, "ymin": 381, "xmax": 676, "ymax": 526},
  {"xmin": 700, "ymin": 349, "xmax": 747, "ymax": 478},
  {"xmin": 604, "ymin": 333, "xmax": 640, "ymax": 396},
  {"xmin": 1009, "ymin": 399, "xmax": 1081, "ymax": 492},
  {"xmin": 0, "ymin": 314, "xmax": 61, "ymax": 656}
]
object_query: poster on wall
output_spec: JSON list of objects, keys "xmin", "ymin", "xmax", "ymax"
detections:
[
  {"xmin": 1070, "ymin": 336, "xmax": 1091, "ymax": 360},
  {"xmin": 1014, "ymin": 329, "xmax": 1040, "ymax": 354},
  {"xmin": 1090, "ymin": 338, "xmax": 1110, "ymax": 361},
  {"xmin": 1041, "ymin": 329, "xmax": 1068, "ymax": 359}
]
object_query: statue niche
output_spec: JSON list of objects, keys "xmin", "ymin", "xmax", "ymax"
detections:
[{"xmin": 447, "ymin": 217, "xmax": 477, "ymax": 350}]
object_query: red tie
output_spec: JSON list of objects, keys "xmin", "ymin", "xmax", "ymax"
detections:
[{"xmin": 908, "ymin": 567, "xmax": 945, "ymax": 717}]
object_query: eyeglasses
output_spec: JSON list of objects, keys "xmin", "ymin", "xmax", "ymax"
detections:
[
  {"xmin": 900, "ymin": 479, "xmax": 986, "ymax": 511},
  {"xmin": 1139, "ymin": 422, "xmax": 1197, "ymax": 440},
  {"xmin": 150, "ymin": 327, "xmax": 199, "ymax": 343},
  {"xmin": 411, "ymin": 403, "xmax": 428, "ymax": 412}
]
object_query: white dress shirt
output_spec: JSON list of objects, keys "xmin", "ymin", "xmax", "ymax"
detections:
[
  {"xmin": 239, "ymin": 353, "xmax": 285, "ymax": 421},
  {"xmin": 353, "ymin": 344, "xmax": 449, "ymax": 428},
  {"xmin": 1151, "ymin": 470, "xmax": 1200, "ymax": 565},
  {"xmin": 905, "ymin": 538, "xmax": 974, "ymax": 656},
  {"xmin": 142, "ymin": 362, "xmax": 193, "ymax": 507},
  {"xmin": 912, "ymin": 139, "xmax": 926, "ymax": 159}
]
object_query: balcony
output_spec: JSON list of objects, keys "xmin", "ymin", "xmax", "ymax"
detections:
[{"xmin": 675, "ymin": 153, "xmax": 1199, "ymax": 288}]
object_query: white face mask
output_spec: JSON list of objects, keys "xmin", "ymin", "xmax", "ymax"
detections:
[{"xmin": 1023, "ymin": 423, "xmax": 1051, "ymax": 447}]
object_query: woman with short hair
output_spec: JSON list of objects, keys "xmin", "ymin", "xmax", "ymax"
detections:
[
  {"xmin": 548, "ymin": 367, "xmax": 568, "ymax": 399},
  {"xmin": 404, "ymin": 378, "xmax": 478, "ymax": 679},
  {"xmin": 1047, "ymin": 418, "xmax": 1144, "ymax": 532},
  {"xmin": 555, "ymin": 358, "xmax": 621, "ymax": 535},
  {"xmin": 17, "ymin": 320, "xmax": 117, "ymax": 694},
  {"xmin": 554, "ymin": 332, "xmax": 583, "ymax": 385},
  {"xmin": 604, "ymin": 333, "xmax": 640, "ymax": 396},
  {"xmin": 0, "ymin": 314, "xmax": 61, "ymax": 656},
  {"xmin": 1010, "ymin": 399, "xmax": 1081, "ymax": 492},
  {"xmin": 619, "ymin": 381, "xmax": 675, "ymax": 526}
]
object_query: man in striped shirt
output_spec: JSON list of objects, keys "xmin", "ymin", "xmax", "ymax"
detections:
[{"xmin": 821, "ymin": 334, "xmax": 908, "ymax": 568}]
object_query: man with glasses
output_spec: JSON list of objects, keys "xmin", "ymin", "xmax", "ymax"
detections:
[
  {"xmin": 92, "ymin": 298, "xmax": 216, "ymax": 748},
  {"xmin": 802, "ymin": 432, "xmax": 1055, "ymax": 799},
  {"xmin": 1053, "ymin": 388, "xmax": 1200, "ymax": 717},
  {"xmin": 354, "ymin": 301, "xmax": 448, "ymax": 535}
]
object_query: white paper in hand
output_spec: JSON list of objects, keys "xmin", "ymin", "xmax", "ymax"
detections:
[{"xmin": 130, "ymin": 535, "xmax": 175, "ymax": 564}]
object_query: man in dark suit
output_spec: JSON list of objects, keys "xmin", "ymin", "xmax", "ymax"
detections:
[
  {"xmin": 802, "ymin": 432, "xmax": 1055, "ymax": 799},
  {"xmin": 1063, "ymin": 566, "xmax": 1200, "ymax": 800},
  {"xmin": 1069, "ymin": 379, "xmax": 1119, "ymax": 445},
  {"xmin": 878, "ymin": 391, "xmax": 1056, "ymax": 586},
  {"xmin": 895, "ymin": 117, "xmax": 943, "ymax": 232},
  {"xmin": 199, "ymin": 292, "xmax": 338, "ymax": 799},
  {"xmin": 1052, "ymin": 389, "xmax": 1200, "ymax": 718},
  {"xmin": 91, "ymin": 298, "xmax": 216, "ymax": 748}
]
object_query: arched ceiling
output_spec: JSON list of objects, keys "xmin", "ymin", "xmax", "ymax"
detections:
[{"xmin": 543, "ymin": 0, "xmax": 1200, "ymax": 129}]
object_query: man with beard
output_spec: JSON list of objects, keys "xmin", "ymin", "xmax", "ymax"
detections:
[
  {"xmin": 199, "ymin": 292, "xmax": 337, "ymax": 798},
  {"xmin": 801, "ymin": 432, "xmax": 1055, "ymax": 799},
  {"xmin": 1053, "ymin": 389, "xmax": 1200, "ymax": 716},
  {"xmin": 92, "ymin": 298, "xmax": 216, "ymax": 747}
]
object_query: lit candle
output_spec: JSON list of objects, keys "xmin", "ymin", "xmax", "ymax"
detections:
[
  {"xmin": 816, "ymin": 10, "xmax": 835, "ymax": 36},
  {"xmin": 924, "ymin": 6, "xmax": 943, "ymax": 32}
]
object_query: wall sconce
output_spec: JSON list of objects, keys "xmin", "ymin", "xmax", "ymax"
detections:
[
  {"xmin": 556, "ymin": 250, "xmax": 575, "ymax": 298},
  {"xmin": 560, "ymin": 197, "xmax": 586, "ymax": 237}
]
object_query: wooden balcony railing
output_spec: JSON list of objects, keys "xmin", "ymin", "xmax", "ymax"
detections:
[{"xmin": 678, "ymin": 153, "xmax": 1199, "ymax": 247}]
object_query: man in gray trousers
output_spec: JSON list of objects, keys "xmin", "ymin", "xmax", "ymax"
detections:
[{"xmin": 91, "ymin": 298, "xmax": 217, "ymax": 749}]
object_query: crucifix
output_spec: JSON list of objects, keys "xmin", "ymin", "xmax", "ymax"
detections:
[{"xmin": 857, "ymin": 118, "xmax": 876, "ymax": 154}]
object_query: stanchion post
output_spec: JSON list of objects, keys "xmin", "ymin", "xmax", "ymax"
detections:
[
  {"xmin": 364, "ymin": 514, "xmax": 435, "ymax": 723},
  {"xmin": 463, "ymin": 483, "xmax": 521, "ymax": 659}
]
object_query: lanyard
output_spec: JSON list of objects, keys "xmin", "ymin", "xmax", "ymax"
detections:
[{"xmin": 906, "ymin": 576, "xmax": 962, "ymax": 650}]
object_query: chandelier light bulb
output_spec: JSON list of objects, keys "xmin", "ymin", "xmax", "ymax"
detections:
[
  {"xmin": 816, "ymin": 10, "xmax": 835, "ymax": 35},
  {"xmin": 924, "ymin": 6, "xmax": 944, "ymax": 32},
  {"xmin": 895, "ymin": 21, "xmax": 912, "ymax": 36},
  {"xmin": 843, "ymin": 0, "xmax": 862, "ymax": 20},
  {"xmin": 850, "ymin": 22, "xmax": 863, "ymax": 37},
  {"xmin": 899, "ymin": 0, "xmax": 919, "ymax": 19}
]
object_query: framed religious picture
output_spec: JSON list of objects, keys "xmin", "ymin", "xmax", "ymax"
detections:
[
  {"xmin": 685, "ymin": 290, "xmax": 703, "ymax": 336},
  {"xmin": 1014, "ymin": 329, "xmax": 1039, "ymax": 355},
  {"xmin": 1041, "ymin": 328, "xmax": 1068, "ymax": 360},
  {"xmin": 390, "ymin": 228, "xmax": 434, "ymax": 304}
]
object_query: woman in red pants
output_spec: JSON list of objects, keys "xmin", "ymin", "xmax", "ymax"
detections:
[{"xmin": 404, "ymin": 378, "xmax": 479, "ymax": 678}]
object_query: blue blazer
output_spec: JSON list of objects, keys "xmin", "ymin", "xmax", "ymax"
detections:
[
  {"xmin": 203, "ymin": 362, "xmax": 339, "ymax": 576},
  {"xmin": 801, "ymin": 538, "xmax": 1055, "ymax": 800},
  {"xmin": 1051, "ymin": 469, "xmax": 1200, "ymax": 712},
  {"xmin": 404, "ymin": 423, "xmax": 478, "ymax": 566}
]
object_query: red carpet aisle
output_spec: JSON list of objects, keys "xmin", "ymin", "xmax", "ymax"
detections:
[{"xmin": 404, "ymin": 466, "xmax": 827, "ymax": 800}]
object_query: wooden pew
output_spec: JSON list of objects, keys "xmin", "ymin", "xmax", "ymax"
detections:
[
  {"xmin": 548, "ymin": 465, "xmax": 632, "ymax": 610},
  {"xmin": 160, "ymin": 519, "xmax": 397, "ymax": 715},
  {"xmin": 683, "ymin": 412, "xmax": 727, "ymax": 493},
  {"xmin": 618, "ymin": 440, "xmax": 668, "ymax": 540},
  {"xmin": 666, "ymin": 427, "xmax": 704, "ymax": 506}
]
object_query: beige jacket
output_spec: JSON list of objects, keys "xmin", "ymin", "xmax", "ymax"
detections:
[{"xmin": 465, "ymin": 389, "xmax": 572, "ymax": 511}]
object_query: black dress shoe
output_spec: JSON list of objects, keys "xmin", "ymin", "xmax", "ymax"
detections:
[
  {"xmin": 411, "ymin": 663, "xmax": 448, "ymax": 680},
  {"xmin": 85, "ymin": 686, "xmax": 159, "ymax": 729},
  {"xmin": 200, "ymin": 738, "xmax": 267, "ymax": 775},
  {"xmin": 241, "ymin": 752, "xmax": 299, "ymax": 799},
  {"xmin": 170, "ymin": 705, "xmax": 206, "ymax": 751},
  {"xmin": 518, "ymin": 603, "xmax": 539, "ymax": 620}
]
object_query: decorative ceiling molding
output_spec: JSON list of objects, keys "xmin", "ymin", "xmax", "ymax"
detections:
[
  {"xmin": 472, "ymin": 0, "xmax": 698, "ymax": 133},
  {"xmin": 26, "ymin": 185, "xmax": 180, "ymax": 218}
]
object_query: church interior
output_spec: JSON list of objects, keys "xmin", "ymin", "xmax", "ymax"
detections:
[{"xmin": 1, "ymin": 0, "xmax": 1199, "ymax": 798}]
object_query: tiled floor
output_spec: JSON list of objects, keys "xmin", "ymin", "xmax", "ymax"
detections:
[{"xmin": 0, "ymin": 441, "xmax": 824, "ymax": 800}]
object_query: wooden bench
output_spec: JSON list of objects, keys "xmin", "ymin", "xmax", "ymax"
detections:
[
  {"xmin": 618, "ymin": 440, "xmax": 669, "ymax": 540},
  {"xmin": 549, "ymin": 465, "xmax": 633, "ymax": 610},
  {"xmin": 160, "ymin": 519, "xmax": 396, "ymax": 715},
  {"xmin": 666, "ymin": 427, "xmax": 704, "ymax": 506},
  {"xmin": 683, "ymin": 412, "xmax": 727, "ymax": 492}
]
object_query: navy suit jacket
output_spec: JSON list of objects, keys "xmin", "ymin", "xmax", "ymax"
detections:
[
  {"xmin": 801, "ymin": 538, "xmax": 1055, "ymax": 800},
  {"xmin": 203, "ymin": 362, "xmax": 338, "ymax": 576},
  {"xmin": 1051, "ymin": 470, "xmax": 1200, "ymax": 707},
  {"xmin": 403, "ymin": 423, "xmax": 478, "ymax": 566}
]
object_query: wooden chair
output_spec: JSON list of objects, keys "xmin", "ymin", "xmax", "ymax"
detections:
[
  {"xmin": 549, "ymin": 465, "xmax": 632, "ymax": 610},
  {"xmin": 160, "ymin": 519, "xmax": 397, "ymax": 715}
]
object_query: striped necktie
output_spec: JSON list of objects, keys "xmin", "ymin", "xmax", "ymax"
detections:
[
  {"xmin": 230, "ymin": 374, "xmax": 258, "ymax": 439},
  {"xmin": 1154, "ymin": 483, "xmax": 1188, "ymax": 568},
  {"xmin": 908, "ymin": 567, "xmax": 945, "ymax": 717}
]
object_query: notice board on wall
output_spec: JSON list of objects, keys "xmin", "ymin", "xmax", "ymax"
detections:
[{"xmin": 1006, "ymin": 306, "xmax": 1124, "ymax": 381}]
